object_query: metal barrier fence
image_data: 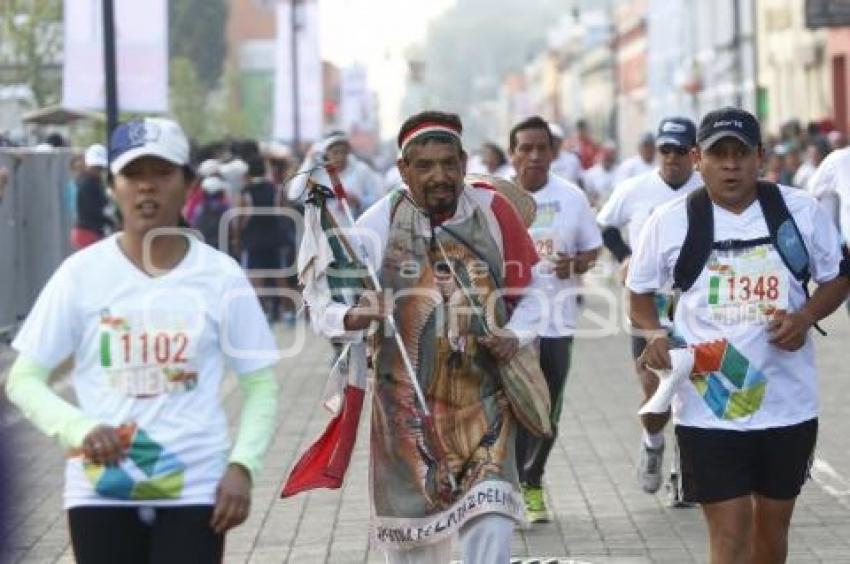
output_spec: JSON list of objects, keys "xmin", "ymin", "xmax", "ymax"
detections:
[{"xmin": 0, "ymin": 149, "xmax": 75, "ymax": 340}]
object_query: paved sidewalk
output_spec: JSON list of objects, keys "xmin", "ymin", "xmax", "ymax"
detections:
[{"xmin": 3, "ymin": 290, "xmax": 850, "ymax": 563}]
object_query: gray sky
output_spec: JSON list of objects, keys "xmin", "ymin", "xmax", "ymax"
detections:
[{"xmin": 318, "ymin": 0, "xmax": 457, "ymax": 134}]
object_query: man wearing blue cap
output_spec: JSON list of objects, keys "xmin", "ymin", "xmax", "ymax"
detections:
[
  {"xmin": 598, "ymin": 116, "xmax": 703, "ymax": 500},
  {"xmin": 628, "ymin": 107, "xmax": 849, "ymax": 563}
]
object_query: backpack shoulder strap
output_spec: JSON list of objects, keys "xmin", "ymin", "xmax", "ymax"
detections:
[
  {"xmin": 756, "ymin": 181, "xmax": 827, "ymax": 335},
  {"xmin": 756, "ymin": 181, "xmax": 810, "ymax": 283},
  {"xmin": 673, "ymin": 187, "xmax": 713, "ymax": 292}
]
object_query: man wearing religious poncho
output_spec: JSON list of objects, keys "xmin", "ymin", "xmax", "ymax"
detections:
[{"xmin": 308, "ymin": 111, "xmax": 546, "ymax": 563}]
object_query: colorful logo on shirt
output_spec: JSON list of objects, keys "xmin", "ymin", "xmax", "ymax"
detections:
[
  {"xmin": 690, "ymin": 339, "xmax": 766, "ymax": 420},
  {"xmin": 531, "ymin": 202, "xmax": 560, "ymax": 229},
  {"xmin": 83, "ymin": 424, "xmax": 186, "ymax": 500}
]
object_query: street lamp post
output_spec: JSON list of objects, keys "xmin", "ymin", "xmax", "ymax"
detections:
[
  {"xmin": 291, "ymin": 0, "xmax": 301, "ymax": 154},
  {"xmin": 609, "ymin": 0, "xmax": 619, "ymax": 145},
  {"xmin": 102, "ymin": 0, "xmax": 118, "ymax": 139},
  {"xmin": 731, "ymin": 0, "xmax": 744, "ymax": 107}
]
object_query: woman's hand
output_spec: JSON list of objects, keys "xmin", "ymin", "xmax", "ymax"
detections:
[
  {"xmin": 82, "ymin": 425, "xmax": 125, "ymax": 466},
  {"xmin": 211, "ymin": 463, "xmax": 252, "ymax": 534}
]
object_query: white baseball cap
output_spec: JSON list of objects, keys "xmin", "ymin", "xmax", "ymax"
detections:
[
  {"xmin": 84, "ymin": 144, "xmax": 108, "ymax": 168},
  {"xmin": 219, "ymin": 158, "xmax": 249, "ymax": 181},
  {"xmin": 109, "ymin": 117, "xmax": 190, "ymax": 175},
  {"xmin": 197, "ymin": 158, "xmax": 220, "ymax": 177},
  {"xmin": 201, "ymin": 175, "xmax": 227, "ymax": 194}
]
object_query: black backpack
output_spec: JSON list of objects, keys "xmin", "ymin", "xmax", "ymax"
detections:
[{"xmin": 672, "ymin": 181, "xmax": 826, "ymax": 335}]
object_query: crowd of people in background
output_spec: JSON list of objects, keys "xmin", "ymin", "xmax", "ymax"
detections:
[{"xmin": 57, "ymin": 111, "xmax": 849, "ymax": 334}]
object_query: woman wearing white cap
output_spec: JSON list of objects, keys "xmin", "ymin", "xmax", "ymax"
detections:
[{"xmin": 6, "ymin": 118, "xmax": 280, "ymax": 563}]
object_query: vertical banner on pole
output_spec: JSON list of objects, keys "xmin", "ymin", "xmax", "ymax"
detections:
[
  {"xmin": 62, "ymin": 0, "xmax": 168, "ymax": 113},
  {"xmin": 273, "ymin": 0, "xmax": 322, "ymax": 145}
]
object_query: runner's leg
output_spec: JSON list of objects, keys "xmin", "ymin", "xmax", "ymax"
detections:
[
  {"xmin": 702, "ymin": 496, "xmax": 752, "ymax": 564},
  {"xmin": 459, "ymin": 513, "xmax": 515, "ymax": 564},
  {"xmin": 68, "ymin": 506, "xmax": 150, "ymax": 564},
  {"xmin": 149, "ymin": 505, "xmax": 224, "ymax": 564}
]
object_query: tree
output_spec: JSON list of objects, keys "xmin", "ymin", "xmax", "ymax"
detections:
[
  {"xmin": 169, "ymin": 0, "xmax": 228, "ymax": 92},
  {"xmin": 170, "ymin": 57, "xmax": 208, "ymax": 142},
  {"xmin": 0, "ymin": 0, "xmax": 62, "ymax": 107},
  {"xmin": 170, "ymin": 56, "xmax": 250, "ymax": 144}
]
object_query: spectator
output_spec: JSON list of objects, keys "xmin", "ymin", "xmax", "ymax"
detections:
[{"xmin": 71, "ymin": 144, "xmax": 113, "ymax": 250}]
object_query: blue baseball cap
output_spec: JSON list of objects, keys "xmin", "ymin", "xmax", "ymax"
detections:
[
  {"xmin": 109, "ymin": 118, "xmax": 190, "ymax": 175},
  {"xmin": 656, "ymin": 117, "xmax": 697, "ymax": 148}
]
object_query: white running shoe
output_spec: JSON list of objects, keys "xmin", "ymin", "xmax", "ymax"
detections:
[{"xmin": 638, "ymin": 442, "xmax": 664, "ymax": 494}]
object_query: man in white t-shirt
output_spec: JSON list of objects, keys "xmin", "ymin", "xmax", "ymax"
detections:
[
  {"xmin": 509, "ymin": 116, "xmax": 602, "ymax": 523},
  {"xmin": 628, "ymin": 107, "xmax": 849, "ymax": 563},
  {"xmin": 808, "ymin": 144, "xmax": 850, "ymax": 244},
  {"xmin": 548, "ymin": 123, "xmax": 584, "ymax": 185},
  {"xmin": 613, "ymin": 132, "xmax": 656, "ymax": 186},
  {"xmin": 597, "ymin": 117, "xmax": 703, "ymax": 497},
  {"xmin": 808, "ymin": 144, "xmax": 850, "ymax": 315}
]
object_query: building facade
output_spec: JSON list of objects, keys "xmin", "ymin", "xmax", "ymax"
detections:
[{"xmin": 756, "ymin": 0, "xmax": 830, "ymax": 134}]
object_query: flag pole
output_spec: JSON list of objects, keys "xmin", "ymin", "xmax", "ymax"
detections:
[{"xmin": 309, "ymin": 169, "xmax": 431, "ymax": 418}]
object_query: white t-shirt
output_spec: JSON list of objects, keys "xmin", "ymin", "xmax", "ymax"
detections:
[
  {"xmin": 527, "ymin": 175, "xmax": 602, "ymax": 337},
  {"xmin": 613, "ymin": 155, "xmax": 654, "ymax": 186},
  {"xmin": 13, "ymin": 234, "xmax": 279, "ymax": 508},
  {"xmin": 808, "ymin": 146, "xmax": 850, "ymax": 243},
  {"xmin": 597, "ymin": 168, "xmax": 703, "ymax": 244},
  {"xmin": 581, "ymin": 164, "xmax": 616, "ymax": 206},
  {"xmin": 627, "ymin": 186, "xmax": 842, "ymax": 430},
  {"xmin": 550, "ymin": 151, "xmax": 583, "ymax": 184}
]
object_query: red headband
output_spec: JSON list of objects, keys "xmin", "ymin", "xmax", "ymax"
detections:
[{"xmin": 399, "ymin": 122, "xmax": 461, "ymax": 152}]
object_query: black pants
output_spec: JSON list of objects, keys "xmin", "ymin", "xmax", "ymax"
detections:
[
  {"xmin": 68, "ymin": 505, "xmax": 224, "ymax": 564},
  {"xmin": 515, "ymin": 336, "xmax": 573, "ymax": 487}
]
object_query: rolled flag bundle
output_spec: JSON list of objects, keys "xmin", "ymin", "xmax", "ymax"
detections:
[
  {"xmin": 281, "ymin": 343, "xmax": 367, "ymax": 497},
  {"xmin": 281, "ymin": 175, "xmax": 369, "ymax": 498},
  {"xmin": 639, "ymin": 348, "xmax": 696, "ymax": 415}
]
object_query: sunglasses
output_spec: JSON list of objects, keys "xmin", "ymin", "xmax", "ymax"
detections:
[{"xmin": 659, "ymin": 145, "xmax": 691, "ymax": 156}]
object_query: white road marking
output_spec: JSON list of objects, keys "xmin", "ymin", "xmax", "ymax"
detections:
[{"xmin": 811, "ymin": 457, "xmax": 850, "ymax": 498}]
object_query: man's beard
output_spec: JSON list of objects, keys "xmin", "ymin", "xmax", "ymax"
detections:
[{"xmin": 425, "ymin": 184, "xmax": 459, "ymax": 215}]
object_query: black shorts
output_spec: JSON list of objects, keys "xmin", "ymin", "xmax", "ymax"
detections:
[
  {"xmin": 68, "ymin": 505, "xmax": 223, "ymax": 564},
  {"xmin": 244, "ymin": 247, "xmax": 282, "ymax": 270},
  {"xmin": 675, "ymin": 418, "xmax": 817, "ymax": 504}
]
